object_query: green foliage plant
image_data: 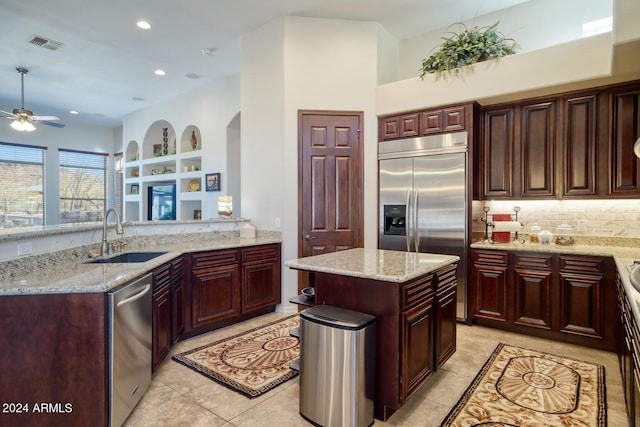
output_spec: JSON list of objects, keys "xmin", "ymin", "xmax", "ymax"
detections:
[{"xmin": 420, "ymin": 21, "xmax": 517, "ymax": 79}]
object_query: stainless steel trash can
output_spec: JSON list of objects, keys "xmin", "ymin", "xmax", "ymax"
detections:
[{"xmin": 299, "ymin": 305, "xmax": 376, "ymax": 427}]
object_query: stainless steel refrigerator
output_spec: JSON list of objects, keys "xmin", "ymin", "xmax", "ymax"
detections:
[{"xmin": 378, "ymin": 132, "xmax": 468, "ymax": 320}]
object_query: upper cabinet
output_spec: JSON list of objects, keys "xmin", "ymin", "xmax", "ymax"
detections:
[
  {"xmin": 609, "ymin": 84, "xmax": 640, "ymax": 196},
  {"xmin": 379, "ymin": 105, "xmax": 468, "ymax": 141},
  {"xmin": 478, "ymin": 80, "xmax": 640, "ymax": 200}
]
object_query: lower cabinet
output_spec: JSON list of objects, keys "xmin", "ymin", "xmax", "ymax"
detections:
[
  {"xmin": 471, "ymin": 249, "xmax": 616, "ymax": 351},
  {"xmin": 152, "ymin": 284, "xmax": 172, "ymax": 371},
  {"xmin": 152, "ymin": 257, "xmax": 185, "ymax": 371},
  {"xmin": 434, "ymin": 264, "xmax": 457, "ymax": 370},
  {"xmin": 617, "ymin": 273, "xmax": 640, "ymax": 426},
  {"xmin": 185, "ymin": 243, "xmax": 282, "ymax": 335},
  {"xmin": 401, "ymin": 297, "xmax": 434, "ymax": 400}
]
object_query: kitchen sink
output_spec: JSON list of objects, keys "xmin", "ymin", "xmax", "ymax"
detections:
[
  {"xmin": 87, "ymin": 251, "xmax": 168, "ymax": 264},
  {"xmin": 631, "ymin": 266, "xmax": 640, "ymax": 293}
]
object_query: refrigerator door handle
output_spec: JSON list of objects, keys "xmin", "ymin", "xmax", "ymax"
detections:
[
  {"xmin": 405, "ymin": 189, "xmax": 411, "ymax": 252},
  {"xmin": 414, "ymin": 189, "xmax": 419, "ymax": 252}
]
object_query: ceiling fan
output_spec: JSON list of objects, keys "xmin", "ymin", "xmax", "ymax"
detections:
[{"xmin": 0, "ymin": 67, "xmax": 65, "ymax": 131}]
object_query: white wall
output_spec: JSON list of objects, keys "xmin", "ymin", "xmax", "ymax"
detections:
[
  {"xmin": 122, "ymin": 74, "xmax": 241, "ymax": 220},
  {"xmin": 398, "ymin": 0, "xmax": 613, "ymax": 80},
  {"xmin": 241, "ymin": 16, "xmax": 382, "ymax": 312}
]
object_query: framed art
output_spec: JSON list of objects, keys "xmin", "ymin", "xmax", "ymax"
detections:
[
  {"xmin": 206, "ymin": 173, "xmax": 221, "ymax": 191},
  {"xmin": 130, "ymin": 184, "xmax": 139, "ymax": 195}
]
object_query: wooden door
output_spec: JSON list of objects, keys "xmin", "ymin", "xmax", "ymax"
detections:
[{"xmin": 298, "ymin": 110, "xmax": 364, "ymax": 291}]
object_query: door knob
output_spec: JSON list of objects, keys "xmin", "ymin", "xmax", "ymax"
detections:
[{"xmin": 305, "ymin": 235, "xmax": 316, "ymax": 240}]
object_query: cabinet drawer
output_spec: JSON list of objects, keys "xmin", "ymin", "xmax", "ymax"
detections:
[
  {"xmin": 558, "ymin": 256, "xmax": 604, "ymax": 275},
  {"xmin": 402, "ymin": 275, "xmax": 434, "ymax": 310},
  {"xmin": 192, "ymin": 249, "xmax": 239, "ymax": 269},
  {"xmin": 435, "ymin": 264, "xmax": 457, "ymax": 290},
  {"xmin": 153, "ymin": 263, "xmax": 171, "ymax": 291},
  {"xmin": 172, "ymin": 257, "xmax": 184, "ymax": 277},
  {"xmin": 241, "ymin": 244, "xmax": 279, "ymax": 262},
  {"xmin": 474, "ymin": 250, "xmax": 508, "ymax": 266},
  {"xmin": 513, "ymin": 253, "xmax": 553, "ymax": 270}
]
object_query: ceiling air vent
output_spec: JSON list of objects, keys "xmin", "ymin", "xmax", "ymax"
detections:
[{"xmin": 28, "ymin": 35, "xmax": 64, "ymax": 51}]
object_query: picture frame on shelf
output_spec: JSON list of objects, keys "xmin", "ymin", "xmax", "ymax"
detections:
[
  {"xmin": 206, "ymin": 173, "xmax": 221, "ymax": 191},
  {"xmin": 130, "ymin": 184, "xmax": 139, "ymax": 195}
]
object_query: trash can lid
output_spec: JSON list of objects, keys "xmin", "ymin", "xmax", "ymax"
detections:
[{"xmin": 300, "ymin": 305, "xmax": 376, "ymax": 330}]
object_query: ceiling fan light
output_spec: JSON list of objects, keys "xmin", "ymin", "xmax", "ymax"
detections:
[
  {"xmin": 10, "ymin": 119, "xmax": 25, "ymax": 131},
  {"xmin": 10, "ymin": 119, "xmax": 35, "ymax": 132},
  {"xmin": 23, "ymin": 121, "xmax": 36, "ymax": 131}
]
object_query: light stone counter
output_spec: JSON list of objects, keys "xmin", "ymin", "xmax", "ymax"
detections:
[
  {"xmin": 285, "ymin": 248, "xmax": 459, "ymax": 283},
  {"xmin": 0, "ymin": 237, "xmax": 280, "ymax": 296}
]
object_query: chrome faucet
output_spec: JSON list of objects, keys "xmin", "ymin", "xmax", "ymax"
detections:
[{"xmin": 101, "ymin": 208, "xmax": 125, "ymax": 256}]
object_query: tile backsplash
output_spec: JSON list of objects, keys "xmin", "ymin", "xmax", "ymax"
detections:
[{"xmin": 472, "ymin": 199, "xmax": 640, "ymax": 242}]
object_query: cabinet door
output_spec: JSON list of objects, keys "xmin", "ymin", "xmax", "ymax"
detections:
[
  {"xmin": 482, "ymin": 108, "xmax": 514, "ymax": 198},
  {"xmin": 171, "ymin": 258, "xmax": 185, "ymax": 343},
  {"xmin": 434, "ymin": 285, "xmax": 456, "ymax": 370},
  {"xmin": 153, "ymin": 285, "xmax": 172, "ymax": 371},
  {"xmin": 562, "ymin": 94, "xmax": 598, "ymax": 197},
  {"xmin": 472, "ymin": 264, "xmax": 508, "ymax": 322},
  {"xmin": 558, "ymin": 272, "xmax": 603, "ymax": 338},
  {"xmin": 401, "ymin": 298, "xmax": 434, "ymax": 402},
  {"xmin": 610, "ymin": 86, "xmax": 640, "ymax": 196},
  {"xmin": 520, "ymin": 101, "xmax": 556, "ymax": 197},
  {"xmin": 513, "ymin": 268, "xmax": 552, "ymax": 330},
  {"xmin": 192, "ymin": 264, "xmax": 241, "ymax": 328},
  {"xmin": 241, "ymin": 258, "xmax": 281, "ymax": 312},
  {"xmin": 380, "ymin": 113, "xmax": 420, "ymax": 140}
]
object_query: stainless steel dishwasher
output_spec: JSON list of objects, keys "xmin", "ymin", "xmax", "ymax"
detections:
[{"xmin": 108, "ymin": 273, "xmax": 153, "ymax": 427}]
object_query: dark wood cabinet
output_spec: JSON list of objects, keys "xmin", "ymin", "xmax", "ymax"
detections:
[
  {"xmin": 472, "ymin": 250, "xmax": 509, "ymax": 322},
  {"xmin": 512, "ymin": 253, "xmax": 553, "ymax": 330},
  {"xmin": 379, "ymin": 104, "xmax": 471, "ymax": 141},
  {"xmin": 152, "ymin": 263, "xmax": 172, "ymax": 371},
  {"xmin": 617, "ymin": 273, "xmax": 640, "ymax": 426},
  {"xmin": 186, "ymin": 244, "xmax": 282, "ymax": 335},
  {"xmin": 434, "ymin": 264, "xmax": 457, "ymax": 370},
  {"xmin": 192, "ymin": 260, "xmax": 241, "ymax": 328},
  {"xmin": 561, "ymin": 93, "xmax": 598, "ymax": 197},
  {"xmin": 609, "ymin": 85, "xmax": 640, "ymax": 196},
  {"xmin": 478, "ymin": 80, "xmax": 640, "ymax": 200},
  {"xmin": 401, "ymin": 297, "xmax": 434, "ymax": 401},
  {"xmin": 171, "ymin": 257, "xmax": 185, "ymax": 344},
  {"xmin": 471, "ymin": 249, "xmax": 616, "ymax": 351},
  {"xmin": 481, "ymin": 107, "xmax": 514, "ymax": 198},
  {"xmin": 241, "ymin": 244, "xmax": 281, "ymax": 312},
  {"xmin": 520, "ymin": 100, "xmax": 556, "ymax": 197}
]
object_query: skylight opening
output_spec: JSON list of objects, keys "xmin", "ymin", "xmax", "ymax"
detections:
[{"xmin": 582, "ymin": 16, "xmax": 612, "ymax": 37}]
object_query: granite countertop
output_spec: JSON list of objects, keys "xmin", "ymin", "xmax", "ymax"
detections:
[
  {"xmin": 0, "ymin": 237, "xmax": 281, "ymax": 296},
  {"xmin": 285, "ymin": 248, "xmax": 459, "ymax": 283}
]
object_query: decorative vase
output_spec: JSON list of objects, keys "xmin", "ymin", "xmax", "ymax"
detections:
[
  {"xmin": 162, "ymin": 127, "xmax": 169, "ymax": 155},
  {"xmin": 191, "ymin": 131, "xmax": 198, "ymax": 150}
]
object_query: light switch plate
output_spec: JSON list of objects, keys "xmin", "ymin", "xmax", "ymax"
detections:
[{"xmin": 17, "ymin": 242, "xmax": 33, "ymax": 257}]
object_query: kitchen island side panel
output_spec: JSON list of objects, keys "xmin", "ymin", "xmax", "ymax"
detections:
[{"xmin": 0, "ymin": 293, "xmax": 108, "ymax": 427}]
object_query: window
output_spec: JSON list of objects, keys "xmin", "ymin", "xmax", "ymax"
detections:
[
  {"xmin": 59, "ymin": 149, "xmax": 107, "ymax": 225},
  {"xmin": 0, "ymin": 142, "xmax": 45, "ymax": 233}
]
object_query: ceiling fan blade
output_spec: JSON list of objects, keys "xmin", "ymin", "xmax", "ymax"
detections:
[
  {"xmin": 32, "ymin": 115, "xmax": 61, "ymax": 121},
  {"xmin": 37, "ymin": 120, "xmax": 66, "ymax": 128},
  {"xmin": 0, "ymin": 109, "xmax": 18, "ymax": 119}
]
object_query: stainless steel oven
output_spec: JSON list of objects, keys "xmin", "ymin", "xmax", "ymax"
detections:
[{"xmin": 108, "ymin": 273, "xmax": 152, "ymax": 427}]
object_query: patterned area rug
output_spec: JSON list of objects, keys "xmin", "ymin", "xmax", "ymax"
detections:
[
  {"xmin": 172, "ymin": 315, "xmax": 300, "ymax": 398},
  {"xmin": 441, "ymin": 343, "xmax": 606, "ymax": 427}
]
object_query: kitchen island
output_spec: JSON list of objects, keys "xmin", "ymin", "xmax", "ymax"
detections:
[{"xmin": 286, "ymin": 248, "xmax": 459, "ymax": 421}]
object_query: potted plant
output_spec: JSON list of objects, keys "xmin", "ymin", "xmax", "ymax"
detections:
[{"xmin": 420, "ymin": 21, "xmax": 517, "ymax": 78}]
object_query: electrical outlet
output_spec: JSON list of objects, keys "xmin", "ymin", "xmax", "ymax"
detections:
[{"xmin": 17, "ymin": 242, "xmax": 33, "ymax": 257}]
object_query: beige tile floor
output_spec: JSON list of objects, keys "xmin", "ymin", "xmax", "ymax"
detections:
[{"xmin": 125, "ymin": 312, "xmax": 629, "ymax": 427}]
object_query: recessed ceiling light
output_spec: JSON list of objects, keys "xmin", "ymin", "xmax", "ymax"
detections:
[
  {"xmin": 136, "ymin": 20, "xmax": 151, "ymax": 30},
  {"xmin": 154, "ymin": 69, "xmax": 166, "ymax": 76},
  {"xmin": 69, "ymin": 110, "xmax": 79, "ymax": 115},
  {"xmin": 186, "ymin": 73, "xmax": 200, "ymax": 79}
]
